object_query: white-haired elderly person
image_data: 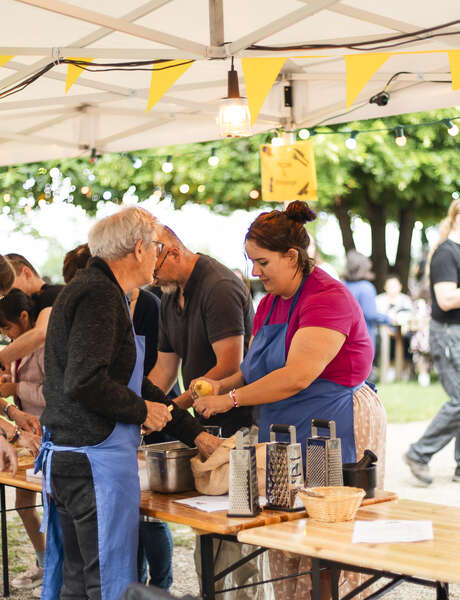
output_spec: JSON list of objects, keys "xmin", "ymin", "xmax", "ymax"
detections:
[{"xmin": 36, "ymin": 207, "xmax": 220, "ymax": 600}]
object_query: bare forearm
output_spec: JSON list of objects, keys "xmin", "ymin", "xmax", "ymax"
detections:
[
  {"xmin": 148, "ymin": 365, "xmax": 177, "ymax": 395},
  {"xmin": 214, "ymin": 370, "xmax": 245, "ymax": 394},
  {"xmin": 437, "ymin": 289, "xmax": 460, "ymax": 311},
  {"xmin": 228, "ymin": 365, "xmax": 314, "ymax": 407},
  {"xmin": 0, "ymin": 328, "xmax": 45, "ymax": 364}
]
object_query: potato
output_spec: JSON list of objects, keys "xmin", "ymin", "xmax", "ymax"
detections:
[{"xmin": 194, "ymin": 380, "xmax": 213, "ymax": 397}]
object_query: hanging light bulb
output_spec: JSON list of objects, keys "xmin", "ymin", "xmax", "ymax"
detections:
[
  {"xmin": 394, "ymin": 126, "xmax": 407, "ymax": 147},
  {"xmin": 162, "ymin": 155, "xmax": 173, "ymax": 173},
  {"xmin": 271, "ymin": 134, "xmax": 284, "ymax": 147},
  {"xmin": 345, "ymin": 131, "xmax": 358, "ymax": 150},
  {"xmin": 444, "ymin": 119, "xmax": 459, "ymax": 137},
  {"xmin": 218, "ymin": 57, "xmax": 251, "ymax": 138},
  {"xmin": 298, "ymin": 128, "xmax": 310, "ymax": 140},
  {"xmin": 208, "ymin": 148, "xmax": 219, "ymax": 167}
]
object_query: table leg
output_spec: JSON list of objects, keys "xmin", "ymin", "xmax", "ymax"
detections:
[
  {"xmin": 0, "ymin": 483, "xmax": 9, "ymax": 597},
  {"xmin": 395, "ymin": 328, "xmax": 404, "ymax": 381},
  {"xmin": 330, "ymin": 565, "xmax": 340, "ymax": 600},
  {"xmin": 311, "ymin": 558, "xmax": 321, "ymax": 600},
  {"xmin": 436, "ymin": 582, "xmax": 449, "ymax": 600},
  {"xmin": 200, "ymin": 534, "xmax": 215, "ymax": 600}
]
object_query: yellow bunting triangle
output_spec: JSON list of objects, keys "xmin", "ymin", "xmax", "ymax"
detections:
[
  {"xmin": 448, "ymin": 50, "xmax": 460, "ymax": 90},
  {"xmin": 242, "ymin": 57, "xmax": 287, "ymax": 125},
  {"xmin": 0, "ymin": 56, "xmax": 14, "ymax": 68},
  {"xmin": 344, "ymin": 53, "xmax": 391, "ymax": 108},
  {"xmin": 65, "ymin": 57, "xmax": 94, "ymax": 93},
  {"xmin": 146, "ymin": 60, "xmax": 193, "ymax": 112}
]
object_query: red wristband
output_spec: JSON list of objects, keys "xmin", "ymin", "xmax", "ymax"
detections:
[{"xmin": 228, "ymin": 389, "xmax": 239, "ymax": 408}]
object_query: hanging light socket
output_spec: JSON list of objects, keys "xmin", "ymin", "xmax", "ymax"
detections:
[
  {"xmin": 444, "ymin": 119, "xmax": 459, "ymax": 137},
  {"xmin": 394, "ymin": 126, "xmax": 407, "ymax": 147},
  {"xmin": 218, "ymin": 58, "xmax": 251, "ymax": 138}
]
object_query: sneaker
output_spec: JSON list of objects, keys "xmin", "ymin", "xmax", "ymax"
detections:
[
  {"xmin": 453, "ymin": 467, "xmax": 460, "ymax": 483},
  {"xmin": 417, "ymin": 372, "xmax": 430, "ymax": 387},
  {"xmin": 403, "ymin": 452, "xmax": 433, "ymax": 485},
  {"xmin": 32, "ymin": 585, "xmax": 42, "ymax": 598},
  {"xmin": 11, "ymin": 565, "xmax": 43, "ymax": 589}
]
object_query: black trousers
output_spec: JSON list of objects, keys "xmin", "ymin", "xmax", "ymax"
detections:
[{"xmin": 51, "ymin": 469, "xmax": 102, "ymax": 600}]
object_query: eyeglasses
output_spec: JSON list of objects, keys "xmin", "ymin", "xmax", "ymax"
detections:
[
  {"xmin": 151, "ymin": 240, "xmax": 164, "ymax": 256},
  {"xmin": 152, "ymin": 250, "xmax": 169, "ymax": 282}
]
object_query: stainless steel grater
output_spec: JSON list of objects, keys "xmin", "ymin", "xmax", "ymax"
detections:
[
  {"xmin": 305, "ymin": 419, "xmax": 343, "ymax": 487},
  {"xmin": 227, "ymin": 429, "xmax": 260, "ymax": 518},
  {"xmin": 265, "ymin": 424, "xmax": 304, "ymax": 512}
]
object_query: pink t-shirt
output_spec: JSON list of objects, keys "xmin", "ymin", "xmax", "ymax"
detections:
[{"xmin": 252, "ymin": 267, "xmax": 373, "ymax": 386}]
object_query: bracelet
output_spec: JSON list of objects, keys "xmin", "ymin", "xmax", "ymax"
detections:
[
  {"xmin": 228, "ymin": 388, "xmax": 239, "ymax": 408},
  {"xmin": 9, "ymin": 429, "xmax": 20, "ymax": 445},
  {"xmin": 2, "ymin": 403, "xmax": 11, "ymax": 419},
  {"xmin": 0, "ymin": 428, "xmax": 7, "ymax": 440}
]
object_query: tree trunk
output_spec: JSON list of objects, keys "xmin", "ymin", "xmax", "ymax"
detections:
[
  {"xmin": 395, "ymin": 207, "xmax": 416, "ymax": 293},
  {"xmin": 365, "ymin": 198, "xmax": 388, "ymax": 293},
  {"xmin": 332, "ymin": 196, "xmax": 356, "ymax": 253}
]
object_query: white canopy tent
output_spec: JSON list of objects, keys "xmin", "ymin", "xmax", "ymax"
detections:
[{"xmin": 1, "ymin": 0, "xmax": 460, "ymax": 166}]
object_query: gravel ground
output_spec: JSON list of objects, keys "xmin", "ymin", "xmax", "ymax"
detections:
[{"xmin": 2, "ymin": 420, "xmax": 459, "ymax": 599}]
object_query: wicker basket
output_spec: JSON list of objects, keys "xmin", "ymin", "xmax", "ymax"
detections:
[{"xmin": 298, "ymin": 486, "xmax": 365, "ymax": 523}]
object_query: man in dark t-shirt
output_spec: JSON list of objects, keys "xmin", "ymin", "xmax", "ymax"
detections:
[
  {"xmin": 405, "ymin": 221, "xmax": 460, "ymax": 485},
  {"xmin": 0, "ymin": 253, "xmax": 63, "ymax": 368},
  {"xmin": 148, "ymin": 226, "xmax": 254, "ymax": 437}
]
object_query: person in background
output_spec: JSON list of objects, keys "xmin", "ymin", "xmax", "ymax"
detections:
[
  {"xmin": 38, "ymin": 207, "xmax": 220, "ymax": 600},
  {"xmin": 405, "ymin": 198, "xmax": 460, "ymax": 485},
  {"xmin": 0, "ymin": 254, "xmax": 63, "ymax": 369},
  {"xmin": 148, "ymin": 225, "xmax": 254, "ymax": 438},
  {"xmin": 0, "ymin": 417, "xmax": 40, "ymax": 473},
  {"xmin": 342, "ymin": 250, "xmax": 391, "ymax": 353},
  {"xmin": 0, "ymin": 289, "xmax": 46, "ymax": 591},
  {"xmin": 63, "ymin": 242, "xmax": 175, "ymax": 591},
  {"xmin": 376, "ymin": 275, "xmax": 413, "ymax": 381},
  {"xmin": 193, "ymin": 201, "xmax": 386, "ymax": 600}
]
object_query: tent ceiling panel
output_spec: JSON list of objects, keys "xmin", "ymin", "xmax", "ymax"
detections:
[{"xmin": 0, "ymin": 0, "xmax": 459, "ymax": 166}]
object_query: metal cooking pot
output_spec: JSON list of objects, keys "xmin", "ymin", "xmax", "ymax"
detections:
[{"xmin": 143, "ymin": 441, "xmax": 198, "ymax": 493}]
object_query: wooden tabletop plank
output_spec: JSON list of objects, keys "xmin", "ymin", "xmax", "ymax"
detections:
[
  {"xmin": 237, "ymin": 498, "xmax": 460, "ymax": 584},
  {"xmin": 0, "ymin": 470, "xmax": 397, "ymax": 537}
]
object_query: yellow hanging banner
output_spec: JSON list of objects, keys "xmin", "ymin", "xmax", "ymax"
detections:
[
  {"xmin": 260, "ymin": 140, "xmax": 317, "ymax": 202},
  {"xmin": 344, "ymin": 53, "xmax": 391, "ymax": 108},
  {"xmin": 448, "ymin": 50, "xmax": 460, "ymax": 90},
  {"xmin": 242, "ymin": 57, "xmax": 287, "ymax": 125},
  {"xmin": 146, "ymin": 60, "xmax": 193, "ymax": 112},
  {"xmin": 0, "ymin": 56, "xmax": 14, "ymax": 68},
  {"xmin": 65, "ymin": 57, "xmax": 94, "ymax": 93}
]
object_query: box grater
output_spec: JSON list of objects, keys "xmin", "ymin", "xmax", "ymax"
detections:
[
  {"xmin": 227, "ymin": 428, "xmax": 260, "ymax": 518},
  {"xmin": 265, "ymin": 424, "xmax": 304, "ymax": 512},
  {"xmin": 305, "ymin": 419, "xmax": 343, "ymax": 487}
]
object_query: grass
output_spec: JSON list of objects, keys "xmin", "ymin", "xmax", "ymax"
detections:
[{"xmin": 377, "ymin": 381, "xmax": 447, "ymax": 423}]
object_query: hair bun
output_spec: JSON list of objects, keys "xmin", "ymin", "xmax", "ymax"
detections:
[{"xmin": 285, "ymin": 201, "xmax": 316, "ymax": 224}]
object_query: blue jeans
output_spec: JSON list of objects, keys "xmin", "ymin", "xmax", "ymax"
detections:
[{"xmin": 137, "ymin": 520, "xmax": 173, "ymax": 590}]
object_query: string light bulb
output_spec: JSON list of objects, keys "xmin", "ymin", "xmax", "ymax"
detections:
[
  {"xmin": 162, "ymin": 155, "xmax": 173, "ymax": 173},
  {"xmin": 218, "ymin": 57, "xmax": 250, "ymax": 138},
  {"xmin": 444, "ymin": 119, "xmax": 459, "ymax": 137},
  {"xmin": 271, "ymin": 135, "xmax": 284, "ymax": 147},
  {"xmin": 394, "ymin": 126, "xmax": 407, "ymax": 147},
  {"xmin": 345, "ymin": 131, "xmax": 358, "ymax": 150},
  {"xmin": 298, "ymin": 128, "xmax": 310, "ymax": 140},
  {"xmin": 208, "ymin": 148, "xmax": 219, "ymax": 167}
]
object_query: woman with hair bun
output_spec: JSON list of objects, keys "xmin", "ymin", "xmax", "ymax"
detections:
[
  {"xmin": 193, "ymin": 201, "xmax": 384, "ymax": 465},
  {"xmin": 193, "ymin": 200, "xmax": 386, "ymax": 598}
]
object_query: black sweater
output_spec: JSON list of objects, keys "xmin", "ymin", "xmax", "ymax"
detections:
[{"xmin": 42, "ymin": 258, "xmax": 203, "ymax": 475}]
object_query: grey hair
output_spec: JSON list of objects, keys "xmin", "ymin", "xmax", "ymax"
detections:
[{"xmin": 88, "ymin": 207, "xmax": 160, "ymax": 261}]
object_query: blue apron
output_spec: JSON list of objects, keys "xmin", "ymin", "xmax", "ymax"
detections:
[
  {"xmin": 241, "ymin": 278, "xmax": 358, "ymax": 466},
  {"xmin": 35, "ymin": 321, "xmax": 145, "ymax": 600}
]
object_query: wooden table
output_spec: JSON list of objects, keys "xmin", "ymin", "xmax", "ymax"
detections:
[
  {"xmin": 0, "ymin": 468, "xmax": 396, "ymax": 599},
  {"xmin": 238, "ymin": 498, "xmax": 460, "ymax": 600}
]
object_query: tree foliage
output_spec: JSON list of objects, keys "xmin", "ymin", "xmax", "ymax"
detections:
[{"xmin": 1, "ymin": 108, "xmax": 459, "ymax": 289}]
